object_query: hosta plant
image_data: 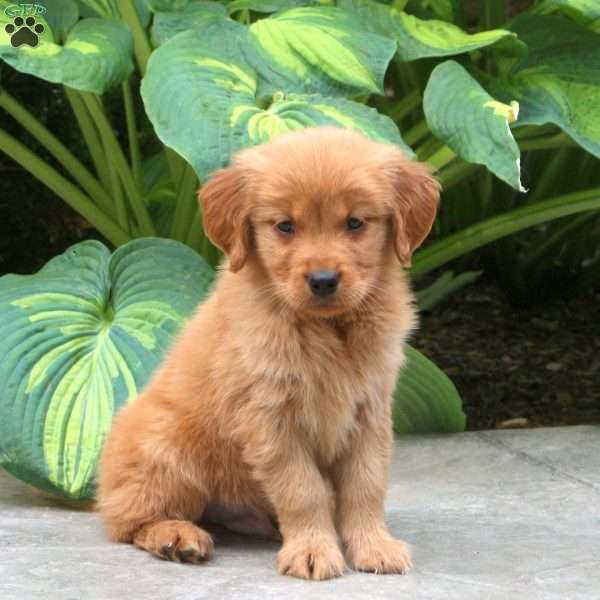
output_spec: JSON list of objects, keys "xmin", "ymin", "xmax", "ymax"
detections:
[{"xmin": 0, "ymin": 238, "xmax": 214, "ymax": 499}]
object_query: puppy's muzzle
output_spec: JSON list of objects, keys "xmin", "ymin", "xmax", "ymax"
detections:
[{"xmin": 308, "ymin": 271, "xmax": 340, "ymax": 297}]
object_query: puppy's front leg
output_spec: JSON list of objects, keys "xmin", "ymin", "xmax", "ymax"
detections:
[
  {"xmin": 243, "ymin": 414, "xmax": 345, "ymax": 580},
  {"xmin": 333, "ymin": 402, "xmax": 412, "ymax": 574}
]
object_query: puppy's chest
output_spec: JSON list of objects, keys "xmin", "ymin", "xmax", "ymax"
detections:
[{"xmin": 276, "ymin": 322, "xmax": 392, "ymax": 461}]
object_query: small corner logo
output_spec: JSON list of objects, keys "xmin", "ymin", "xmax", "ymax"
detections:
[{"xmin": 4, "ymin": 4, "xmax": 46, "ymax": 48}]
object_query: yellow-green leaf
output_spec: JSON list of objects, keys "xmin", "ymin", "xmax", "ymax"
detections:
[
  {"xmin": 424, "ymin": 61, "xmax": 523, "ymax": 190},
  {"xmin": 245, "ymin": 6, "xmax": 396, "ymax": 98},
  {"xmin": 491, "ymin": 14, "xmax": 600, "ymax": 158},
  {"xmin": 0, "ymin": 239, "xmax": 213, "ymax": 499},
  {"xmin": 0, "ymin": 3, "xmax": 133, "ymax": 93},
  {"xmin": 338, "ymin": 0, "xmax": 521, "ymax": 61},
  {"xmin": 142, "ymin": 19, "xmax": 410, "ymax": 180}
]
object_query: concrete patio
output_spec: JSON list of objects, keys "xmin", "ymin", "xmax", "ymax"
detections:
[{"xmin": 1, "ymin": 426, "xmax": 598, "ymax": 600}]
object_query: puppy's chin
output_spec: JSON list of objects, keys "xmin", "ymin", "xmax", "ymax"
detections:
[
  {"xmin": 301, "ymin": 297, "xmax": 351, "ymax": 319},
  {"xmin": 283, "ymin": 290, "xmax": 367, "ymax": 319}
]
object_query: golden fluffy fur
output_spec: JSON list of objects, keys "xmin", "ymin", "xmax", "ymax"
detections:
[{"xmin": 98, "ymin": 127, "xmax": 439, "ymax": 580}]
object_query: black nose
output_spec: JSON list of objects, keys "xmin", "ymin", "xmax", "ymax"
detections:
[{"xmin": 308, "ymin": 271, "xmax": 340, "ymax": 297}]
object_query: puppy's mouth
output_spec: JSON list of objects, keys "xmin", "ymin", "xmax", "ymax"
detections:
[{"xmin": 303, "ymin": 293, "xmax": 351, "ymax": 317}]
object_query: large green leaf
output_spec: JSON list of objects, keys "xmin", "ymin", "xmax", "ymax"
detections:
[
  {"xmin": 142, "ymin": 19, "xmax": 410, "ymax": 180},
  {"xmin": 245, "ymin": 6, "xmax": 397, "ymax": 98},
  {"xmin": 394, "ymin": 345, "xmax": 465, "ymax": 434},
  {"xmin": 0, "ymin": 238, "xmax": 213, "ymax": 500},
  {"xmin": 0, "ymin": 6, "xmax": 133, "ymax": 93},
  {"xmin": 424, "ymin": 60, "xmax": 523, "ymax": 191},
  {"xmin": 492, "ymin": 14, "xmax": 600, "ymax": 159},
  {"xmin": 337, "ymin": 0, "xmax": 520, "ymax": 61},
  {"xmin": 151, "ymin": 1, "xmax": 227, "ymax": 46},
  {"xmin": 534, "ymin": 0, "xmax": 600, "ymax": 31}
]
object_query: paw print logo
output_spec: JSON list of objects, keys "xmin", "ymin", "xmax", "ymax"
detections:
[{"xmin": 5, "ymin": 16, "xmax": 45, "ymax": 48}]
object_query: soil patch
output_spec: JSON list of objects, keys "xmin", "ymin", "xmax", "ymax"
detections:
[{"xmin": 414, "ymin": 282, "xmax": 600, "ymax": 430}]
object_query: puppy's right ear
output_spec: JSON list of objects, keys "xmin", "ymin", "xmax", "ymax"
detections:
[{"xmin": 198, "ymin": 165, "xmax": 251, "ymax": 272}]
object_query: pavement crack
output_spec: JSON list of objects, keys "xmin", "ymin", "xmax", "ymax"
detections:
[{"xmin": 475, "ymin": 432, "xmax": 600, "ymax": 493}]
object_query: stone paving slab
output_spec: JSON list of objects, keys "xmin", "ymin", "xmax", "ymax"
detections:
[{"xmin": 1, "ymin": 426, "xmax": 599, "ymax": 600}]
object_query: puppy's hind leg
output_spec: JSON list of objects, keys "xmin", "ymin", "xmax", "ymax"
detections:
[
  {"xmin": 134, "ymin": 519, "xmax": 214, "ymax": 564},
  {"xmin": 97, "ymin": 404, "xmax": 214, "ymax": 564}
]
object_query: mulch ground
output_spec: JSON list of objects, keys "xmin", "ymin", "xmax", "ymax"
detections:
[{"xmin": 414, "ymin": 282, "xmax": 600, "ymax": 430}]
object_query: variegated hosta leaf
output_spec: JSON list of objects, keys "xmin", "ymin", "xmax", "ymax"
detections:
[
  {"xmin": 492, "ymin": 14, "xmax": 600, "ymax": 158},
  {"xmin": 337, "ymin": 0, "xmax": 521, "ymax": 61},
  {"xmin": 423, "ymin": 60, "xmax": 523, "ymax": 191},
  {"xmin": 151, "ymin": 1, "xmax": 227, "ymax": 46},
  {"xmin": 534, "ymin": 0, "xmax": 600, "ymax": 32},
  {"xmin": 0, "ymin": 239, "xmax": 213, "ymax": 499},
  {"xmin": 245, "ymin": 6, "xmax": 397, "ymax": 98},
  {"xmin": 394, "ymin": 345, "xmax": 466, "ymax": 434},
  {"xmin": 142, "ymin": 19, "xmax": 410, "ymax": 180},
  {"xmin": 233, "ymin": 92, "xmax": 412, "ymax": 152},
  {"xmin": 0, "ymin": 4, "xmax": 133, "ymax": 93}
]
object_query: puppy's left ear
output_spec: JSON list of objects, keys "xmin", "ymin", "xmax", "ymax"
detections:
[
  {"xmin": 384, "ymin": 153, "xmax": 440, "ymax": 267},
  {"xmin": 198, "ymin": 164, "xmax": 251, "ymax": 272}
]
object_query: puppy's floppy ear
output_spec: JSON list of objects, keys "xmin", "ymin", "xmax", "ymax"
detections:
[
  {"xmin": 198, "ymin": 164, "xmax": 251, "ymax": 272},
  {"xmin": 384, "ymin": 152, "xmax": 440, "ymax": 267}
]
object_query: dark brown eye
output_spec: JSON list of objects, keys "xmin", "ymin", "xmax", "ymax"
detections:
[
  {"xmin": 276, "ymin": 220, "xmax": 295, "ymax": 235},
  {"xmin": 347, "ymin": 217, "xmax": 364, "ymax": 231}
]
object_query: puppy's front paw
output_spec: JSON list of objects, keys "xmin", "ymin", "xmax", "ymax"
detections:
[
  {"xmin": 277, "ymin": 536, "xmax": 346, "ymax": 580},
  {"xmin": 134, "ymin": 520, "xmax": 214, "ymax": 564},
  {"xmin": 346, "ymin": 535, "xmax": 412, "ymax": 574}
]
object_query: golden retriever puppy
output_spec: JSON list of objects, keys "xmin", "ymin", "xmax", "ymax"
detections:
[{"xmin": 98, "ymin": 126, "xmax": 439, "ymax": 580}]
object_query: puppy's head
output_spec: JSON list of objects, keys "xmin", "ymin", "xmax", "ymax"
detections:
[{"xmin": 199, "ymin": 127, "xmax": 439, "ymax": 317}]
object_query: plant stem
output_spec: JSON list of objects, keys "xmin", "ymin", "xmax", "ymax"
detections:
[
  {"xmin": 0, "ymin": 128, "xmax": 129, "ymax": 246},
  {"xmin": 121, "ymin": 79, "xmax": 142, "ymax": 190},
  {"xmin": 0, "ymin": 87, "xmax": 113, "ymax": 213},
  {"xmin": 118, "ymin": 0, "xmax": 152, "ymax": 75},
  {"xmin": 80, "ymin": 93, "xmax": 156, "ymax": 236},
  {"xmin": 64, "ymin": 86, "xmax": 112, "ymax": 194},
  {"xmin": 165, "ymin": 147, "xmax": 186, "ymax": 186},
  {"xmin": 426, "ymin": 146, "xmax": 456, "ymax": 170},
  {"xmin": 186, "ymin": 210, "xmax": 204, "ymax": 251},
  {"xmin": 519, "ymin": 133, "xmax": 577, "ymax": 151},
  {"xmin": 415, "ymin": 135, "xmax": 441, "ymax": 161},
  {"xmin": 526, "ymin": 148, "xmax": 568, "ymax": 204},
  {"xmin": 106, "ymin": 154, "xmax": 128, "ymax": 232},
  {"xmin": 388, "ymin": 89, "xmax": 421, "ymax": 123},
  {"xmin": 512, "ymin": 123, "xmax": 557, "ymax": 140},
  {"xmin": 483, "ymin": 0, "xmax": 506, "ymax": 29},
  {"xmin": 411, "ymin": 187, "xmax": 600, "ymax": 278},
  {"xmin": 437, "ymin": 160, "xmax": 480, "ymax": 189},
  {"xmin": 170, "ymin": 163, "xmax": 198, "ymax": 241},
  {"xmin": 404, "ymin": 119, "xmax": 429, "ymax": 147}
]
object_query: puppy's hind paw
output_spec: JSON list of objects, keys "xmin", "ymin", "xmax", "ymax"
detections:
[
  {"xmin": 346, "ymin": 536, "xmax": 412, "ymax": 575},
  {"xmin": 278, "ymin": 536, "xmax": 346, "ymax": 580}
]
